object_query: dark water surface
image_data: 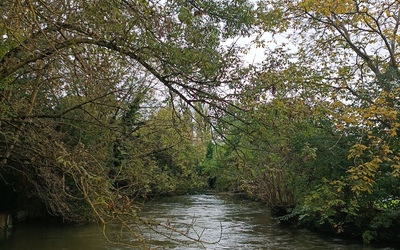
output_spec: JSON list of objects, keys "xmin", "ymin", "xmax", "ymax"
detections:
[{"xmin": 0, "ymin": 194, "xmax": 397, "ymax": 249}]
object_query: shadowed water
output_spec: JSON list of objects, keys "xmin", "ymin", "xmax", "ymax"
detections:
[{"xmin": 0, "ymin": 194, "xmax": 397, "ymax": 249}]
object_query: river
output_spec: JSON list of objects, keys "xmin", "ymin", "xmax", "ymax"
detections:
[{"xmin": 0, "ymin": 194, "xmax": 397, "ymax": 249}]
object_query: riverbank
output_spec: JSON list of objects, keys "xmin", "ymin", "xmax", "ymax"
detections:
[
  {"xmin": 2, "ymin": 194, "xmax": 398, "ymax": 250},
  {"xmin": 2, "ymin": 189, "xmax": 399, "ymax": 249},
  {"xmin": 214, "ymin": 192, "xmax": 400, "ymax": 249}
]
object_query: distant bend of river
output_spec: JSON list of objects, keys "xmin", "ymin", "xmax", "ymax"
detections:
[{"xmin": 0, "ymin": 194, "xmax": 397, "ymax": 250}]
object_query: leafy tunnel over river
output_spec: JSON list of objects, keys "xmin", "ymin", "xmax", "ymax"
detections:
[{"xmin": 2, "ymin": 0, "xmax": 400, "ymax": 247}]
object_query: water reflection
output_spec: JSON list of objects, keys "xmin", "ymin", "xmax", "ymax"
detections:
[
  {"xmin": 140, "ymin": 194, "xmax": 395, "ymax": 250},
  {"xmin": 0, "ymin": 194, "xmax": 397, "ymax": 250}
]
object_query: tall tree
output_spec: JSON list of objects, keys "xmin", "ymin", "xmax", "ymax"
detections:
[
  {"xmin": 255, "ymin": 0, "xmax": 400, "ymax": 241},
  {"xmin": 0, "ymin": 0, "xmax": 256, "ymax": 245}
]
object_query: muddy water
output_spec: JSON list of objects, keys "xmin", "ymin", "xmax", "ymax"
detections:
[{"xmin": 0, "ymin": 194, "xmax": 396, "ymax": 249}]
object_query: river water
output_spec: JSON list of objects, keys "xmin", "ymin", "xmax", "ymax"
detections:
[{"xmin": 0, "ymin": 194, "xmax": 397, "ymax": 250}]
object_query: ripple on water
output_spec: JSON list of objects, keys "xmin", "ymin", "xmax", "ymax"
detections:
[
  {"xmin": 140, "ymin": 194, "xmax": 397, "ymax": 250},
  {"xmin": 1, "ymin": 194, "xmax": 397, "ymax": 250}
]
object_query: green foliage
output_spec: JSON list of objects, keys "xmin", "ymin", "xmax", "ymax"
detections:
[
  {"xmin": 368, "ymin": 209, "xmax": 400, "ymax": 242},
  {"xmin": 122, "ymin": 107, "xmax": 207, "ymax": 196},
  {"xmin": 245, "ymin": 0, "xmax": 400, "ymax": 243},
  {"xmin": 0, "ymin": 1, "xmax": 257, "ymax": 238},
  {"xmin": 2, "ymin": 0, "xmax": 400, "ymax": 245}
]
